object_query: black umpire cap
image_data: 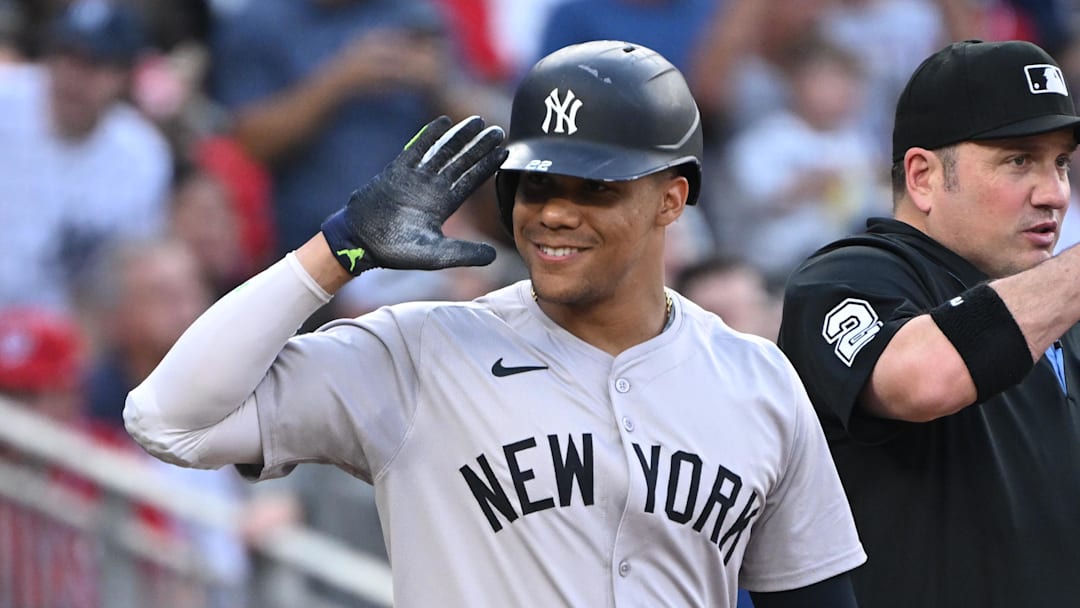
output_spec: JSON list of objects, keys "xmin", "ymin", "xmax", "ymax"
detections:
[{"xmin": 892, "ymin": 39, "xmax": 1080, "ymax": 162}]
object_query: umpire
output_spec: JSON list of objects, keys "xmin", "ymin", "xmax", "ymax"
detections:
[{"xmin": 779, "ymin": 39, "xmax": 1080, "ymax": 607}]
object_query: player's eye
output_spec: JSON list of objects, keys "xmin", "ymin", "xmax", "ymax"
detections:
[
  {"xmin": 584, "ymin": 180, "xmax": 610, "ymax": 193},
  {"xmin": 523, "ymin": 173, "xmax": 552, "ymax": 186},
  {"xmin": 518, "ymin": 173, "xmax": 558, "ymax": 202}
]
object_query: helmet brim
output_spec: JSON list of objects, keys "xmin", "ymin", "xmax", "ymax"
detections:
[{"xmin": 501, "ymin": 138, "xmax": 696, "ymax": 183}]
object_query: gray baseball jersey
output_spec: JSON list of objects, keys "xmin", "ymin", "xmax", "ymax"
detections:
[{"xmin": 129, "ymin": 257, "xmax": 864, "ymax": 607}]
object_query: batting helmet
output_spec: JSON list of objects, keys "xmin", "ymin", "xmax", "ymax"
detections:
[{"xmin": 495, "ymin": 40, "xmax": 704, "ymax": 233}]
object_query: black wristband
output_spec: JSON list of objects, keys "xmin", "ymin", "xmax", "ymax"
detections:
[
  {"xmin": 929, "ymin": 283, "xmax": 1034, "ymax": 403},
  {"xmin": 321, "ymin": 204, "xmax": 378, "ymax": 276}
]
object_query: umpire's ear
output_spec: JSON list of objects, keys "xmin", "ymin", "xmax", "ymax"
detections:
[{"xmin": 903, "ymin": 147, "xmax": 937, "ymax": 214}]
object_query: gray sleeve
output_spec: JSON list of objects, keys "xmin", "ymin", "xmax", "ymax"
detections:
[
  {"xmin": 125, "ymin": 254, "xmax": 332, "ymax": 469},
  {"xmin": 738, "ymin": 360, "xmax": 867, "ymax": 592},
  {"xmin": 250, "ymin": 308, "xmax": 423, "ymax": 483}
]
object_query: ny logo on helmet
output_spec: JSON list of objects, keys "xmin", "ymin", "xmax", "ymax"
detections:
[{"xmin": 542, "ymin": 88, "xmax": 583, "ymax": 134}]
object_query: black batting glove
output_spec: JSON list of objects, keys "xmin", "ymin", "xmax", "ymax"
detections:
[{"xmin": 321, "ymin": 115, "xmax": 508, "ymax": 275}]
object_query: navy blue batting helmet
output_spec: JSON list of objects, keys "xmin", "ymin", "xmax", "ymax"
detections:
[{"xmin": 495, "ymin": 40, "xmax": 704, "ymax": 232}]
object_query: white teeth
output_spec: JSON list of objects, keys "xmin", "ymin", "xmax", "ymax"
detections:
[{"xmin": 539, "ymin": 246, "xmax": 577, "ymax": 257}]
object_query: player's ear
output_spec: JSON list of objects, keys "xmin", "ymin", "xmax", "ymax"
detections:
[
  {"xmin": 656, "ymin": 172, "xmax": 688, "ymax": 227},
  {"xmin": 904, "ymin": 147, "xmax": 935, "ymax": 214}
]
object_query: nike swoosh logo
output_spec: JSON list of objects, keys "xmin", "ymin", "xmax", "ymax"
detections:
[{"xmin": 491, "ymin": 358, "xmax": 549, "ymax": 377}]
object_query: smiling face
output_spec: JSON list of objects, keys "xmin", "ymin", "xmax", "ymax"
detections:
[
  {"xmin": 918, "ymin": 130, "xmax": 1076, "ymax": 278},
  {"xmin": 512, "ymin": 171, "xmax": 687, "ymax": 312}
]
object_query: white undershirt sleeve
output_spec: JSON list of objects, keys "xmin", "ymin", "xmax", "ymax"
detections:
[{"xmin": 124, "ymin": 253, "xmax": 333, "ymax": 469}]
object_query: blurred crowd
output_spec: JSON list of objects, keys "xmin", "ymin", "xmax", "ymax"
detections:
[{"xmin": 0, "ymin": 0, "xmax": 1077, "ymax": 606}]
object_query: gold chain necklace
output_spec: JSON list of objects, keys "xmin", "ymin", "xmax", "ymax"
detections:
[{"xmin": 531, "ymin": 288, "xmax": 674, "ymax": 326}]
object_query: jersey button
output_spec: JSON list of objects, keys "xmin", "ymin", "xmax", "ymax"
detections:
[
  {"xmin": 618, "ymin": 561, "xmax": 631, "ymax": 577},
  {"xmin": 622, "ymin": 416, "xmax": 634, "ymax": 432},
  {"xmin": 615, "ymin": 378, "xmax": 631, "ymax": 393}
]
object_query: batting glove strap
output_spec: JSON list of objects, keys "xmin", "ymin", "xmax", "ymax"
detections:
[{"xmin": 321, "ymin": 205, "xmax": 378, "ymax": 276}]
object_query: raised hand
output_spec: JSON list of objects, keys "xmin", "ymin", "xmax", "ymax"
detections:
[{"xmin": 321, "ymin": 115, "xmax": 507, "ymax": 275}]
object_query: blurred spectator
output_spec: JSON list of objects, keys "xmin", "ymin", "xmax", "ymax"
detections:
[
  {"xmin": 719, "ymin": 33, "xmax": 886, "ymax": 284},
  {"xmin": 534, "ymin": 0, "xmax": 718, "ymax": 74},
  {"xmin": 170, "ymin": 138, "xmax": 276, "ymax": 296},
  {"xmin": 132, "ymin": 0, "xmax": 212, "ymax": 53},
  {"xmin": 131, "ymin": 36, "xmax": 219, "ymax": 148},
  {"xmin": 0, "ymin": 305, "xmax": 251, "ymax": 607},
  {"xmin": 1055, "ymin": 38, "xmax": 1080, "ymax": 254},
  {"xmin": 949, "ymin": 0, "xmax": 1073, "ymax": 54},
  {"xmin": 1062, "ymin": 27, "xmax": 1080, "ymax": 101},
  {"xmin": 822, "ymin": 0, "xmax": 946, "ymax": 159},
  {"xmin": 0, "ymin": 0, "xmax": 25, "ymax": 63},
  {"xmin": 0, "ymin": 308, "xmax": 192, "ymax": 607},
  {"xmin": 2, "ymin": 0, "xmax": 64, "ymax": 59},
  {"xmin": 282, "ymin": 465, "xmax": 386, "ymax": 608},
  {"xmin": 0, "ymin": 307, "xmax": 86, "ymax": 425},
  {"xmin": 244, "ymin": 464, "xmax": 389, "ymax": 608},
  {"xmin": 77, "ymin": 238, "xmax": 211, "ymax": 427},
  {"xmin": 127, "ymin": 0, "xmax": 234, "ymax": 160},
  {"xmin": 674, "ymin": 255, "xmax": 782, "ymax": 341},
  {"xmin": 73, "ymin": 237, "xmax": 253, "ymax": 602},
  {"xmin": 0, "ymin": 0, "xmax": 172, "ymax": 312},
  {"xmin": 686, "ymin": 0, "xmax": 834, "ymax": 248},
  {"xmin": 1055, "ymin": 191, "xmax": 1080, "ymax": 254},
  {"xmin": 208, "ymin": 0, "xmax": 497, "ymax": 258},
  {"xmin": 170, "ymin": 163, "xmax": 247, "ymax": 297},
  {"xmin": 487, "ymin": 0, "xmax": 572, "ymax": 79},
  {"xmin": 688, "ymin": 0, "xmax": 831, "ymax": 139},
  {"xmin": 663, "ymin": 205, "xmax": 718, "ymax": 288},
  {"xmin": 1006, "ymin": 0, "xmax": 1074, "ymax": 56},
  {"xmin": 191, "ymin": 136, "xmax": 276, "ymax": 271},
  {"xmin": 0, "ymin": 307, "xmax": 102, "ymax": 608},
  {"xmin": 433, "ymin": 0, "xmax": 510, "ymax": 83},
  {"xmin": 1054, "ymin": 27, "xmax": 1080, "ymax": 252}
]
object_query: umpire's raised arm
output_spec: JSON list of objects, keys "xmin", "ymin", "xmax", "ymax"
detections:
[{"xmin": 124, "ymin": 115, "xmax": 506, "ymax": 470}]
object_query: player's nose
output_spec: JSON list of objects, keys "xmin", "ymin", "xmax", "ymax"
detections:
[{"xmin": 536, "ymin": 194, "xmax": 583, "ymax": 229}]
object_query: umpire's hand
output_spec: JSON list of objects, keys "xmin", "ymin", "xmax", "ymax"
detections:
[{"xmin": 321, "ymin": 115, "xmax": 507, "ymax": 275}]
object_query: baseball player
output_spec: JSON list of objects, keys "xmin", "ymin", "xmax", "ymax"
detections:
[
  {"xmin": 778, "ymin": 40, "xmax": 1080, "ymax": 607},
  {"xmin": 126, "ymin": 41, "xmax": 865, "ymax": 607}
]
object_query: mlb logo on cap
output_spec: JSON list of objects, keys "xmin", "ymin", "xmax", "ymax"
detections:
[{"xmin": 1025, "ymin": 64, "xmax": 1068, "ymax": 96}]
